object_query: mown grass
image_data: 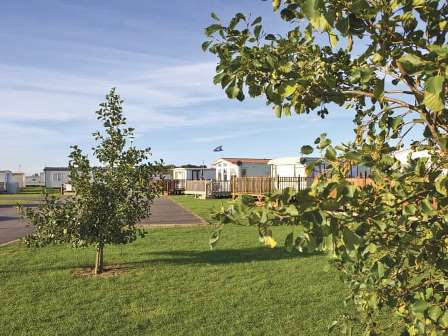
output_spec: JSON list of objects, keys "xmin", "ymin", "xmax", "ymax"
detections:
[
  {"xmin": 0, "ymin": 186, "xmax": 59, "ymax": 198},
  {"xmin": 0, "ymin": 187, "xmax": 60, "ymax": 205},
  {"xmin": 0, "ymin": 226, "xmax": 357, "ymax": 335},
  {"xmin": 0, "ymin": 195, "xmax": 395, "ymax": 335}
]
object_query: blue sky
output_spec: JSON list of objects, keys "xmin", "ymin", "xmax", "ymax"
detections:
[{"xmin": 1, "ymin": 0, "xmax": 357, "ymax": 174}]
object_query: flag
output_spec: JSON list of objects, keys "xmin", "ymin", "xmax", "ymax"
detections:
[{"xmin": 213, "ymin": 145, "xmax": 223, "ymax": 152}]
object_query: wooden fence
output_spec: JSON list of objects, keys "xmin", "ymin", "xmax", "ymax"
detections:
[
  {"xmin": 346, "ymin": 177, "xmax": 373, "ymax": 187},
  {"xmin": 162, "ymin": 177, "xmax": 373, "ymax": 199},
  {"xmin": 231, "ymin": 177, "xmax": 315, "ymax": 197}
]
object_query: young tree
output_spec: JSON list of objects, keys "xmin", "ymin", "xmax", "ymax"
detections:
[
  {"xmin": 204, "ymin": 1, "xmax": 448, "ymax": 334},
  {"xmin": 22, "ymin": 88, "xmax": 162, "ymax": 275}
]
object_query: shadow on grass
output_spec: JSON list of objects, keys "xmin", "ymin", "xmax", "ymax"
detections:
[
  {"xmin": 128, "ymin": 247, "xmax": 323, "ymax": 267},
  {"xmin": 1, "ymin": 247, "xmax": 324, "ymax": 275},
  {"xmin": 0, "ymin": 216, "xmax": 20, "ymax": 221},
  {"xmin": 0, "ymin": 204, "xmax": 39, "ymax": 209}
]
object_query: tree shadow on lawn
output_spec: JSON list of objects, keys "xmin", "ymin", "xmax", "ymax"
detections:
[
  {"xmin": 127, "ymin": 247, "xmax": 323, "ymax": 267},
  {"xmin": 1, "ymin": 247, "xmax": 323, "ymax": 275},
  {"xmin": 0, "ymin": 204, "xmax": 39, "ymax": 209},
  {"xmin": 0, "ymin": 216, "xmax": 20, "ymax": 221}
]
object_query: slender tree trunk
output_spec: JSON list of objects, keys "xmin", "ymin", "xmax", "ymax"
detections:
[{"xmin": 94, "ymin": 243, "xmax": 104, "ymax": 275}]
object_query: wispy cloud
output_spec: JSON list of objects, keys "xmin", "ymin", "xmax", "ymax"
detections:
[
  {"xmin": 0, "ymin": 0, "xmax": 355, "ymax": 174},
  {"xmin": 0, "ymin": 61, "xmax": 223, "ymax": 124}
]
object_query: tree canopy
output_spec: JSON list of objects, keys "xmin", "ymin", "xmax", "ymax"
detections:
[
  {"xmin": 22, "ymin": 88, "xmax": 162, "ymax": 274},
  {"xmin": 205, "ymin": 1, "xmax": 448, "ymax": 334}
]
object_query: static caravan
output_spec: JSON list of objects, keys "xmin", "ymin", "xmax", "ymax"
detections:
[
  {"xmin": 171, "ymin": 167, "xmax": 216, "ymax": 181},
  {"xmin": 212, "ymin": 158, "xmax": 271, "ymax": 181},
  {"xmin": 268, "ymin": 157, "xmax": 328, "ymax": 177},
  {"xmin": 269, "ymin": 156, "xmax": 370, "ymax": 179},
  {"xmin": 44, "ymin": 167, "xmax": 70, "ymax": 188},
  {"xmin": 0, "ymin": 170, "xmax": 18, "ymax": 194},
  {"xmin": 12, "ymin": 172, "xmax": 26, "ymax": 189},
  {"xmin": 394, "ymin": 148, "xmax": 430, "ymax": 167},
  {"xmin": 269, "ymin": 157, "xmax": 307, "ymax": 178},
  {"xmin": 26, "ymin": 173, "xmax": 45, "ymax": 186}
]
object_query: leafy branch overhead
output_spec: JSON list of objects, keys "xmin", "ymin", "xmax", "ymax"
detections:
[
  {"xmin": 205, "ymin": 1, "xmax": 448, "ymax": 335},
  {"xmin": 204, "ymin": 0, "xmax": 448, "ymax": 152}
]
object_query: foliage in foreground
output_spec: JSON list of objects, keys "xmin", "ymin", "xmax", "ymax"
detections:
[
  {"xmin": 21, "ymin": 88, "xmax": 162, "ymax": 274},
  {"xmin": 205, "ymin": 0, "xmax": 448, "ymax": 334}
]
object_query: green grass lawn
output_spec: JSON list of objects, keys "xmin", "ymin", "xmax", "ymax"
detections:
[
  {"xmin": 0, "ymin": 187, "xmax": 60, "ymax": 205},
  {"xmin": 0, "ymin": 186, "xmax": 60, "ymax": 198},
  {"xmin": 0, "ymin": 195, "xmax": 395, "ymax": 335}
]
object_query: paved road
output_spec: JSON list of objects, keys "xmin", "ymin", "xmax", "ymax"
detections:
[
  {"xmin": 0, "ymin": 197, "xmax": 204, "ymax": 245},
  {"xmin": 143, "ymin": 197, "xmax": 205, "ymax": 226},
  {"xmin": 0, "ymin": 205, "xmax": 34, "ymax": 245}
]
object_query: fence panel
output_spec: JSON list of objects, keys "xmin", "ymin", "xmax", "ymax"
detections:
[
  {"xmin": 231, "ymin": 176, "xmax": 315, "ymax": 196},
  {"xmin": 185, "ymin": 180, "xmax": 208, "ymax": 192},
  {"xmin": 160, "ymin": 176, "xmax": 373, "ymax": 198}
]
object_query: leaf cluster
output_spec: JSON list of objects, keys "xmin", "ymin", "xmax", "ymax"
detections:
[{"xmin": 23, "ymin": 88, "xmax": 164, "ymax": 249}]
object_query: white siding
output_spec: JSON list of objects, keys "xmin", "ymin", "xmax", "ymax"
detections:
[
  {"xmin": 172, "ymin": 168, "xmax": 216, "ymax": 180},
  {"xmin": 12, "ymin": 173, "xmax": 25, "ymax": 189},
  {"xmin": 44, "ymin": 170, "xmax": 70, "ymax": 188},
  {"xmin": 241, "ymin": 163, "xmax": 270, "ymax": 177},
  {"xmin": 213, "ymin": 160, "xmax": 270, "ymax": 180}
]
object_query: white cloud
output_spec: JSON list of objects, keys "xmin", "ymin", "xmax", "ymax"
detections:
[{"xmin": 0, "ymin": 61, "xmax": 225, "ymax": 124}]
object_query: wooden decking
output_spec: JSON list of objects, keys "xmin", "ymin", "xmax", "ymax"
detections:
[{"xmin": 162, "ymin": 177, "xmax": 373, "ymax": 199}]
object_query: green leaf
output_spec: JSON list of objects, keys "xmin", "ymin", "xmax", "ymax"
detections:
[
  {"xmin": 205, "ymin": 24, "xmax": 222, "ymax": 37},
  {"xmin": 201, "ymin": 41, "xmax": 212, "ymax": 52},
  {"xmin": 341, "ymin": 185, "xmax": 356, "ymax": 198},
  {"xmin": 435, "ymin": 175, "xmax": 448, "ymax": 196},
  {"xmin": 390, "ymin": 116, "xmax": 404, "ymax": 131},
  {"xmin": 322, "ymin": 234, "xmax": 334, "ymax": 252},
  {"xmin": 328, "ymin": 32, "xmax": 339, "ymax": 48},
  {"xmin": 254, "ymin": 25, "xmax": 262, "ymax": 39},
  {"xmin": 225, "ymin": 83, "xmax": 240, "ymax": 99},
  {"xmin": 342, "ymin": 228, "xmax": 361, "ymax": 251},
  {"xmin": 210, "ymin": 12, "xmax": 220, "ymax": 21},
  {"xmin": 301, "ymin": 145, "xmax": 314, "ymax": 155},
  {"xmin": 335, "ymin": 16, "xmax": 349, "ymax": 35},
  {"xmin": 285, "ymin": 232, "xmax": 294, "ymax": 252},
  {"xmin": 325, "ymin": 146, "xmax": 337, "ymax": 160},
  {"xmin": 411, "ymin": 300, "xmax": 429, "ymax": 316},
  {"xmin": 209, "ymin": 229, "xmax": 221, "ymax": 250},
  {"xmin": 371, "ymin": 53, "xmax": 383, "ymax": 64},
  {"xmin": 301, "ymin": 0, "xmax": 331, "ymax": 31},
  {"xmin": 423, "ymin": 75, "xmax": 445, "ymax": 113},
  {"xmin": 403, "ymin": 204, "xmax": 417, "ymax": 216},
  {"xmin": 377, "ymin": 261, "xmax": 385, "ymax": 278},
  {"xmin": 252, "ymin": 16, "xmax": 262, "ymax": 26},
  {"xmin": 305, "ymin": 160, "xmax": 318, "ymax": 176},
  {"xmin": 286, "ymin": 205, "xmax": 299, "ymax": 216},
  {"xmin": 428, "ymin": 306, "xmax": 443, "ymax": 322},
  {"xmin": 272, "ymin": 0, "xmax": 281, "ymax": 11},
  {"xmin": 317, "ymin": 133, "xmax": 331, "ymax": 149},
  {"xmin": 279, "ymin": 82, "xmax": 297, "ymax": 97},
  {"xmin": 397, "ymin": 54, "xmax": 425, "ymax": 75},
  {"xmin": 440, "ymin": 312, "xmax": 448, "ymax": 329},
  {"xmin": 420, "ymin": 198, "xmax": 434, "ymax": 216},
  {"xmin": 373, "ymin": 78, "xmax": 384, "ymax": 101},
  {"xmin": 347, "ymin": 35, "xmax": 353, "ymax": 51},
  {"xmin": 274, "ymin": 105, "xmax": 282, "ymax": 118}
]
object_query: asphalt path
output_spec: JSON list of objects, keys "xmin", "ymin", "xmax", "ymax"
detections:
[
  {"xmin": 0, "ymin": 197, "xmax": 205, "ymax": 245},
  {"xmin": 0, "ymin": 205, "xmax": 35, "ymax": 245}
]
